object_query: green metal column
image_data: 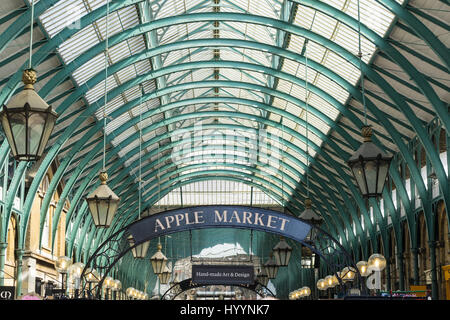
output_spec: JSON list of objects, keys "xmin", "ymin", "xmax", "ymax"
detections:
[
  {"xmin": 396, "ymin": 251, "xmax": 404, "ymax": 291},
  {"xmin": 0, "ymin": 242, "xmax": 7, "ymax": 286},
  {"xmin": 411, "ymin": 247, "xmax": 419, "ymax": 285},
  {"xmin": 385, "ymin": 261, "xmax": 391, "ymax": 292},
  {"xmin": 428, "ymin": 240, "xmax": 438, "ymax": 299},
  {"xmin": 14, "ymin": 248, "xmax": 24, "ymax": 298}
]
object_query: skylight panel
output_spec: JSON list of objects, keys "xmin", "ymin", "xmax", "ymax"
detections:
[
  {"xmin": 107, "ymin": 112, "xmax": 131, "ymax": 137},
  {"xmin": 72, "ymin": 52, "xmax": 105, "ymax": 85},
  {"xmin": 314, "ymin": 74, "xmax": 349, "ymax": 105},
  {"xmin": 86, "ymin": 74, "xmax": 118, "ymax": 105},
  {"xmin": 107, "ymin": 41, "xmax": 132, "ymax": 64},
  {"xmin": 112, "ymin": 126, "xmax": 136, "ymax": 146},
  {"xmin": 333, "ymin": 22, "xmax": 375, "ymax": 62},
  {"xmin": 115, "ymin": 64, "xmax": 137, "ymax": 84},
  {"xmin": 58, "ymin": 25, "xmax": 99, "ymax": 63},
  {"xmin": 345, "ymin": 0, "xmax": 395, "ymax": 37},
  {"xmin": 311, "ymin": 11, "xmax": 338, "ymax": 39},
  {"xmin": 248, "ymin": 0, "xmax": 280, "ymax": 19},
  {"xmin": 308, "ymin": 92, "xmax": 340, "ymax": 120},
  {"xmin": 322, "ymin": 50, "xmax": 360, "ymax": 85},
  {"xmin": 94, "ymin": 94, "xmax": 124, "ymax": 120}
]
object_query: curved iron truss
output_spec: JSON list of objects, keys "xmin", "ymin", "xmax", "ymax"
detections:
[{"xmin": 0, "ymin": 0, "xmax": 447, "ymax": 299}]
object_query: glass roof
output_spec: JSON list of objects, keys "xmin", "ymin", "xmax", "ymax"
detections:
[{"xmin": 30, "ymin": 0, "xmax": 403, "ymax": 205}]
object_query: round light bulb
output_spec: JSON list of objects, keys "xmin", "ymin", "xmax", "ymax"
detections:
[
  {"xmin": 368, "ymin": 253, "xmax": 386, "ymax": 272},
  {"xmin": 357, "ymin": 260, "xmax": 370, "ymax": 277}
]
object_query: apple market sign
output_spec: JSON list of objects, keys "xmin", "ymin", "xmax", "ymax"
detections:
[{"xmin": 127, "ymin": 205, "xmax": 311, "ymax": 244}]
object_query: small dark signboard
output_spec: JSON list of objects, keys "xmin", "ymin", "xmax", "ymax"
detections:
[
  {"xmin": 192, "ymin": 265, "xmax": 254, "ymax": 285},
  {"xmin": 0, "ymin": 286, "xmax": 15, "ymax": 300}
]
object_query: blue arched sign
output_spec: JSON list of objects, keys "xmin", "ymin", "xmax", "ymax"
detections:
[{"xmin": 126, "ymin": 205, "xmax": 312, "ymax": 244}]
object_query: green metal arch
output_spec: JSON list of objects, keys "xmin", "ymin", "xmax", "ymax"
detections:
[{"xmin": 0, "ymin": 0, "xmax": 442, "ymax": 262}]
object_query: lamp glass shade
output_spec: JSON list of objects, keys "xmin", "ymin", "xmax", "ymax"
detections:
[
  {"xmin": 86, "ymin": 172, "xmax": 120, "ymax": 228},
  {"xmin": 272, "ymin": 237, "xmax": 292, "ymax": 266},
  {"xmin": 127, "ymin": 235, "xmax": 150, "ymax": 259},
  {"xmin": 55, "ymin": 256, "xmax": 72, "ymax": 274},
  {"xmin": 356, "ymin": 261, "xmax": 370, "ymax": 277},
  {"xmin": 158, "ymin": 266, "xmax": 172, "ymax": 284},
  {"xmin": 0, "ymin": 69, "xmax": 58, "ymax": 162},
  {"xmin": 368, "ymin": 253, "xmax": 386, "ymax": 272},
  {"xmin": 150, "ymin": 243, "xmax": 168, "ymax": 274},
  {"xmin": 263, "ymin": 255, "xmax": 279, "ymax": 279},
  {"xmin": 84, "ymin": 268, "xmax": 100, "ymax": 283},
  {"xmin": 347, "ymin": 126, "xmax": 392, "ymax": 198}
]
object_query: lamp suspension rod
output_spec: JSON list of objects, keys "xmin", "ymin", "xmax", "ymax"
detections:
[
  {"xmin": 357, "ymin": 0, "xmax": 368, "ymax": 126},
  {"xmin": 138, "ymin": 84, "xmax": 143, "ymax": 219},
  {"xmin": 305, "ymin": 46, "xmax": 309, "ymax": 198},
  {"xmin": 28, "ymin": 0, "xmax": 35, "ymax": 69},
  {"xmin": 103, "ymin": 0, "xmax": 110, "ymax": 171}
]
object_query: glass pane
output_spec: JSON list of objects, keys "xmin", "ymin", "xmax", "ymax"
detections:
[
  {"xmin": 10, "ymin": 113, "xmax": 26, "ymax": 155},
  {"xmin": 28, "ymin": 113, "xmax": 46, "ymax": 155}
]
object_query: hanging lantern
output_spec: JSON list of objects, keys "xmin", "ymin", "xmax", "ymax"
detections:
[
  {"xmin": 127, "ymin": 235, "xmax": 150, "ymax": 259},
  {"xmin": 150, "ymin": 242, "xmax": 168, "ymax": 275},
  {"xmin": 299, "ymin": 198, "xmax": 323, "ymax": 243},
  {"xmin": 158, "ymin": 266, "xmax": 172, "ymax": 284},
  {"xmin": 0, "ymin": 69, "xmax": 58, "ymax": 161},
  {"xmin": 347, "ymin": 126, "xmax": 392, "ymax": 198},
  {"xmin": 272, "ymin": 236, "xmax": 292, "ymax": 267},
  {"xmin": 86, "ymin": 171, "xmax": 120, "ymax": 228},
  {"xmin": 263, "ymin": 254, "xmax": 279, "ymax": 279}
]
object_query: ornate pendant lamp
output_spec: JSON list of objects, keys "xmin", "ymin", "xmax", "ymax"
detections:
[
  {"xmin": 128, "ymin": 85, "xmax": 150, "ymax": 258},
  {"xmin": 0, "ymin": 1, "xmax": 58, "ymax": 161},
  {"xmin": 347, "ymin": 126, "xmax": 392, "ymax": 198},
  {"xmin": 85, "ymin": 2, "xmax": 120, "ymax": 228},
  {"xmin": 86, "ymin": 171, "xmax": 120, "ymax": 227},
  {"xmin": 347, "ymin": 0, "xmax": 392, "ymax": 198},
  {"xmin": 150, "ymin": 241, "xmax": 168, "ymax": 275},
  {"xmin": 299, "ymin": 198, "xmax": 323, "ymax": 243},
  {"xmin": 272, "ymin": 236, "xmax": 292, "ymax": 267}
]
